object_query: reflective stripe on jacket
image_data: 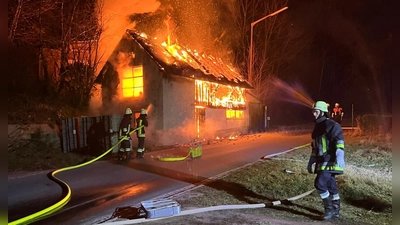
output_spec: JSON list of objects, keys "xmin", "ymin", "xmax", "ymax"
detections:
[
  {"xmin": 311, "ymin": 116, "xmax": 345, "ymax": 174},
  {"xmin": 119, "ymin": 115, "xmax": 132, "ymax": 140},
  {"xmin": 136, "ymin": 115, "xmax": 148, "ymax": 138}
]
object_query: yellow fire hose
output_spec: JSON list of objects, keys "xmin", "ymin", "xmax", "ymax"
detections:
[
  {"xmin": 9, "ymin": 133, "xmax": 309, "ymax": 225},
  {"xmin": 98, "ymin": 143, "xmax": 315, "ymax": 224},
  {"xmin": 8, "ymin": 126, "xmax": 143, "ymax": 225},
  {"xmin": 157, "ymin": 145, "xmax": 202, "ymax": 162}
]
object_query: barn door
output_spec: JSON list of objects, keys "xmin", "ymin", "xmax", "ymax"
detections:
[{"xmin": 195, "ymin": 107, "xmax": 205, "ymax": 139}]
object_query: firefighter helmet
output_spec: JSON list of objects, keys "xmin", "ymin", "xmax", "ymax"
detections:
[
  {"xmin": 140, "ymin": 108, "xmax": 147, "ymax": 115},
  {"xmin": 125, "ymin": 108, "xmax": 132, "ymax": 115},
  {"xmin": 313, "ymin": 101, "xmax": 328, "ymax": 113}
]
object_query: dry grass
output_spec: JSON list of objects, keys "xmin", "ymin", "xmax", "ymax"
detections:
[
  {"xmin": 8, "ymin": 127, "xmax": 392, "ymax": 224},
  {"xmin": 142, "ymin": 130, "xmax": 392, "ymax": 225}
]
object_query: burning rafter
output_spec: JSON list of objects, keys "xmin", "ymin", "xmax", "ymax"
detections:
[{"xmin": 126, "ymin": 30, "xmax": 253, "ymax": 89}]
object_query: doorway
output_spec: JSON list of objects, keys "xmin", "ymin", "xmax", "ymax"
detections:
[{"xmin": 195, "ymin": 107, "xmax": 205, "ymax": 139}]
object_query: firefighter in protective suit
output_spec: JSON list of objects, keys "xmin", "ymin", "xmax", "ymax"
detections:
[
  {"xmin": 331, "ymin": 103, "xmax": 344, "ymax": 124},
  {"xmin": 118, "ymin": 108, "xmax": 133, "ymax": 161},
  {"xmin": 136, "ymin": 108, "xmax": 148, "ymax": 159},
  {"xmin": 308, "ymin": 101, "xmax": 345, "ymax": 220}
]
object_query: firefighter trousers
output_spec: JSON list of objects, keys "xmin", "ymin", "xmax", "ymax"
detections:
[{"xmin": 314, "ymin": 171, "xmax": 339, "ymax": 197}]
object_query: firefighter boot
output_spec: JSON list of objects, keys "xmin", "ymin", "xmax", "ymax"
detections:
[
  {"xmin": 332, "ymin": 199, "xmax": 340, "ymax": 218},
  {"xmin": 321, "ymin": 197, "xmax": 335, "ymax": 220},
  {"xmin": 136, "ymin": 151, "xmax": 144, "ymax": 159}
]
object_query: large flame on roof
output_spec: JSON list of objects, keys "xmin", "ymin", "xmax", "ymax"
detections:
[
  {"xmin": 133, "ymin": 31, "xmax": 248, "ymax": 85},
  {"xmin": 129, "ymin": 31, "xmax": 247, "ymax": 109}
]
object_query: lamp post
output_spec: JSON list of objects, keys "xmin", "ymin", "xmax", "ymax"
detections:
[{"xmin": 248, "ymin": 6, "xmax": 288, "ymax": 85}]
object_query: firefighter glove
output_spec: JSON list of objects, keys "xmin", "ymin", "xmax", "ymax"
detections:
[
  {"xmin": 307, "ymin": 156, "xmax": 316, "ymax": 174},
  {"xmin": 336, "ymin": 149, "xmax": 345, "ymax": 168}
]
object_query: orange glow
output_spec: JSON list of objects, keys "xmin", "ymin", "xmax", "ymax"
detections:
[
  {"xmin": 130, "ymin": 31, "xmax": 248, "ymax": 107},
  {"xmin": 226, "ymin": 109, "xmax": 244, "ymax": 119},
  {"xmin": 195, "ymin": 80, "xmax": 245, "ymax": 109},
  {"xmin": 160, "ymin": 36, "xmax": 246, "ymax": 109},
  {"xmin": 121, "ymin": 66, "xmax": 143, "ymax": 98},
  {"xmin": 226, "ymin": 109, "xmax": 235, "ymax": 118}
]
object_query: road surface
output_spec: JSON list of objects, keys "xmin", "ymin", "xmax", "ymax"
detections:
[{"xmin": 8, "ymin": 132, "xmax": 311, "ymax": 224}]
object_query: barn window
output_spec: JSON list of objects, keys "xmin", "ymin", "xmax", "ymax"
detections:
[
  {"xmin": 122, "ymin": 66, "xmax": 143, "ymax": 97},
  {"xmin": 195, "ymin": 80, "xmax": 246, "ymax": 109},
  {"xmin": 226, "ymin": 109, "xmax": 244, "ymax": 119}
]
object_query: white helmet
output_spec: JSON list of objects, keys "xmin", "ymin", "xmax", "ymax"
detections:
[
  {"xmin": 140, "ymin": 108, "xmax": 147, "ymax": 115},
  {"xmin": 125, "ymin": 108, "xmax": 132, "ymax": 115}
]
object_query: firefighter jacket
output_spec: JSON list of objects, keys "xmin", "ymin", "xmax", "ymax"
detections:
[
  {"xmin": 136, "ymin": 114, "xmax": 148, "ymax": 138},
  {"xmin": 332, "ymin": 107, "xmax": 343, "ymax": 118},
  {"xmin": 310, "ymin": 115, "xmax": 345, "ymax": 174},
  {"xmin": 119, "ymin": 114, "xmax": 132, "ymax": 140}
]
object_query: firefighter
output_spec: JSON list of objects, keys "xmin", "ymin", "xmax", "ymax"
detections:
[
  {"xmin": 308, "ymin": 101, "xmax": 345, "ymax": 220},
  {"xmin": 118, "ymin": 108, "xmax": 133, "ymax": 160},
  {"xmin": 331, "ymin": 103, "xmax": 344, "ymax": 125},
  {"xmin": 136, "ymin": 108, "xmax": 148, "ymax": 159}
]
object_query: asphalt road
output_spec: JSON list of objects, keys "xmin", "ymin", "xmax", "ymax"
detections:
[{"xmin": 8, "ymin": 132, "xmax": 311, "ymax": 225}]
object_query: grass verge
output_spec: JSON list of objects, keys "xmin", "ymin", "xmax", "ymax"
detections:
[
  {"xmin": 8, "ymin": 130, "xmax": 392, "ymax": 224},
  {"xmin": 147, "ymin": 130, "xmax": 392, "ymax": 225}
]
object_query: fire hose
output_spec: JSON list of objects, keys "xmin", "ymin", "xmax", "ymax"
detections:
[
  {"xmin": 9, "ymin": 136, "xmax": 311, "ymax": 224},
  {"xmin": 8, "ymin": 126, "xmax": 143, "ymax": 225},
  {"xmin": 98, "ymin": 143, "xmax": 315, "ymax": 224},
  {"xmin": 157, "ymin": 144, "xmax": 202, "ymax": 162},
  {"xmin": 99, "ymin": 189, "xmax": 315, "ymax": 225}
]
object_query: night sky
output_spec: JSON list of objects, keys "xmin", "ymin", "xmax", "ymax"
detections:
[
  {"xmin": 140, "ymin": 0, "xmax": 393, "ymax": 126},
  {"xmin": 8, "ymin": 0, "xmax": 393, "ymax": 127},
  {"xmin": 266, "ymin": 0, "xmax": 393, "ymax": 125}
]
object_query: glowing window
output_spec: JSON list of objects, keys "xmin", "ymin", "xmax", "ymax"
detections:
[
  {"xmin": 226, "ymin": 109, "xmax": 244, "ymax": 119},
  {"xmin": 122, "ymin": 66, "xmax": 143, "ymax": 97},
  {"xmin": 195, "ymin": 80, "xmax": 246, "ymax": 109}
]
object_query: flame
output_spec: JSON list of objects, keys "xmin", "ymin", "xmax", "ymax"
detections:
[
  {"xmin": 133, "ymin": 31, "xmax": 247, "ymax": 108},
  {"xmin": 135, "ymin": 31, "xmax": 246, "ymax": 84},
  {"xmin": 195, "ymin": 80, "xmax": 245, "ymax": 109}
]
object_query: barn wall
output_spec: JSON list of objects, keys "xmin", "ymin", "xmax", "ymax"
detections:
[
  {"xmin": 204, "ymin": 108, "xmax": 249, "ymax": 139},
  {"xmin": 99, "ymin": 36, "xmax": 166, "ymax": 147},
  {"xmin": 98, "ymin": 35, "xmax": 255, "ymax": 147},
  {"xmin": 159, "ymin": 76, "xmax": 196, "ymax": 145}
]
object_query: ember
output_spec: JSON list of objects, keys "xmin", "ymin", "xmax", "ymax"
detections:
[
  {"xmin": 127, "ymin": 30, "xmax": 250, "ymax": 108},
  {"xmin": 127, "ymin": 30, "xmax": 251, "ymax": 89}
]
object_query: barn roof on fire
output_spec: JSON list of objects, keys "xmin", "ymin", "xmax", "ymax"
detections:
[{"xmin": 125, "ymin": 29, "xmax": 253, "ymax": 89}]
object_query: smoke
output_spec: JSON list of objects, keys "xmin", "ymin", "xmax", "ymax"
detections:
[
  {"xmin": 95, "ymin": 0, "xmax": 161, "ymax": 74},
  {"xmin": 89, "ymin": 0, "xmax": 161, "ymax": 115},
  {"xmin": 131, "ymin": 0, "xmax": 237, "ymax": 61},
  {"xmin": 153, "ymin": 120, "xmax": 197, "ymax": 146}
]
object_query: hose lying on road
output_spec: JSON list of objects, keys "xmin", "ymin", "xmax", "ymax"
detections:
[
  {"xmin": 158, "ymin": 145, "xmax": 202, "ymax": 162},
  {"xmin": 8, "ymin": 126, "xmax": 143, "ymax": 225},
  {"xmin": 99, "ymin": 189, "xmax": 315, "ymax": 225},
  {"xmin": 97, "ymin": 143, "xmax": 314, "ymax": 224}
]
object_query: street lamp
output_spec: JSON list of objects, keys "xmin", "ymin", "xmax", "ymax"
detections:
[{"xmin": 248, "ymin": 6, "xmax": 288, "ymax": 85}]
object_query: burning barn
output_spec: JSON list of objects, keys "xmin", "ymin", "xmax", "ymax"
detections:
[{"xmin": 95, "ymin": 29, "xmax": 264, "ymax": 146}]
